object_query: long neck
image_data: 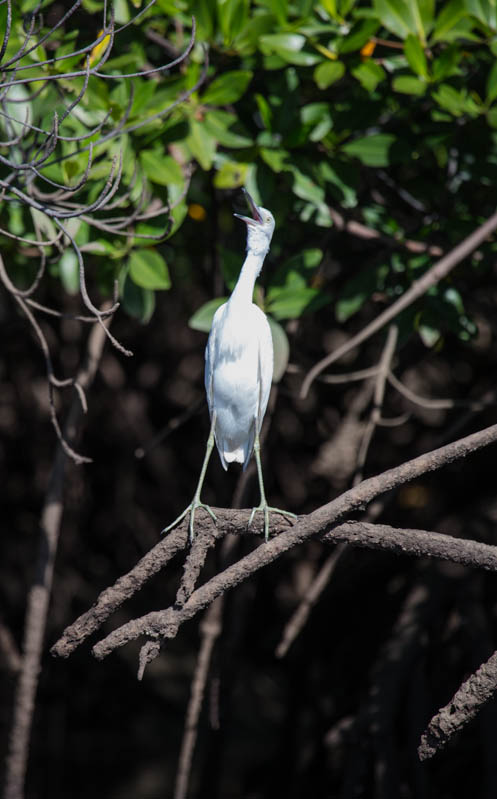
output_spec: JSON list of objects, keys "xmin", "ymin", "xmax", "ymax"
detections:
[{"xmin": 229, "ymin": 248, "xmax": 267, "ymax": 306}]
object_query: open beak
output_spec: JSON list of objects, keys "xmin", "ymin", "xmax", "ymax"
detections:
[{"xmin": 233, "ymin": 188, "xmax": 263, "ymax": 226}]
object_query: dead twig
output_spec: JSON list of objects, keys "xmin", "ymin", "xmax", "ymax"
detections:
[
  {"xmin": 354, "ymin": 324, "xmax": 398, "ymax": 484},
  {"xmin": 301, "ymin": 207, "xmax": 497, "ymax": 398}
]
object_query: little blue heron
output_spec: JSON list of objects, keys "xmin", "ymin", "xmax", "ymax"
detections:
[{"xmin": 163, "ymin": 189, "xmax": 295, "ymax": 543}]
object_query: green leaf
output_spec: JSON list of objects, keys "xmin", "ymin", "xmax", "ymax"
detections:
[
  {"xmin": 351, "ymin": 60, "xmax": 386, "ymax": 92},
  {"xmin": 320, "ymin": 160, "xmax": 358, "ymax": 208},
  {"xmin": 217, "ymin": 0, "xmax": 250, "ymax": 43},
  {"xmin": 260, "ymin": 0, "xmax": 288, "ymax": 25},
  {"xmin": 290, "ymin": 166, "xmax": 326, "ymax": 205},
  {"xmin": 203, "ymin": 110, "xmax": 253, "ymax": 148},
  {"xmin": 443, "ymin": 286, "xmax": 465, "ymax": 314},
  {"xmin": 213, "ymin": 161, "xmax": 249, "ymax": 188},
  {"xmin": 187, "ymin": 119, "xmax": 217, "ymax": 170},
  {"xmin": 486, "ymin": 60, "xmax": 497, "ymax": 103},
  {"xmin": 342, "ymin": 133, "xmax": 397, "ymax": 166},
  {"xmin": 300, "ymin": 102, "xmax": 333, "ymax": 141},
  {"xmin": 202, "ymin": 70, "xmax": 253, "ymax": 105},
  {"xmin": 404, "ymin": 34, "xmax": 429, "ymax": 78},
  {"xmin": 336, "ymin": 263, "xmax": 389, "ymax": 321},
  {"xmin": 59, "ymin": 250, "xmax": 79, "ymax": 296},
  {"xmin": 259, "ymin": 33, "xmax": 321, "ymax": 65},
  {"xmin": 140, "ymin": 151, "xmax": 183, "ymax": 186},
  {"xmin": 129, "ymin": 249, "xmax": 170, "ymax": 290},
  {"xmin": 283, "ymin": 249, "xmax": 323, "ymax": 272},
  {"xmin": 431, "ymin": 45, "xmax": 462, "ymax": 81},
  {"xmin": 432, "ymin": 83, "xmax": 482, "ymax": 116},
  {"xmin": 313, "ymin": 60, "xmax": 345, "ymax": 89},
  {"xmin": 374, "ymin": 0, "xmax": 434, "ymax": 41},
  {"xmin": 393, "ymin": 75, "xmax": 427, "ymax": 95},
  {"xmin": 431, "ymin": 0, "xmax": 467, "ymax": 42},
  {"xmin": 465, "ymin": 0, "xmax": 496, "ymax": 30},
  {"xmin": 189, "ymin": 298, "xmax": 227, "ymax": 332},
  {"xmin": 337, "ymin": 18, "xmax": 379, "ymax": 52},
  {"xmin": 255, "ymin": 93, "xmax": 273, "ymax": 129},
  {"xmin": 0, "ymin": 82, "xmax": 32, "ymax": 138},
  {"xmin": 260, "ymin": 32, "xmax": 307, "ymax": 52},
  {"xmin": 260, "ymin": 148, "xmax": 289, "ymax": 172},
  {"xmin": 266, "ymin": 286, "xmax": 327, "ymax": 320},
  {"xmin": 418, "ymin": 322, "xmax": 441, "ymax": 347},
  {"xmin": 268, "ymin": 316, "xmax": 290, "ymax": 382},
  {"xmin": 121, "ymin": 271, "xmax": 155, "ymax": 323}
]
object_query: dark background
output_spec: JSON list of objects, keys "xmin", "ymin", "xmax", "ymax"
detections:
[{"xmin": 2, "ymin": 216, "xmax": 497, "ymax": 798}]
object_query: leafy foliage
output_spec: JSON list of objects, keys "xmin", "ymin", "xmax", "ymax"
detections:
[{"xmin": 3, "ymin": 0, "xmax": 496, "ymax": 358}]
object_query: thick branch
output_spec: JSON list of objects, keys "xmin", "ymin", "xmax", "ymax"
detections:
[
  {"xmin": 50, "ymin": 421, "xmax": 497, "ymax": 661},
  {"xmin": 418, "ymin": 649, "xmax": 497, "ymax": 761},
  {"xmin": 90, "ymin": 515, "xmax": 497, "ymax": 660}
]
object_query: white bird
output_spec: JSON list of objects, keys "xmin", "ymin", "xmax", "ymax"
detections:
[{"xmin": 163, "ymin": 189, "xmax": 295, "ymax": 543}]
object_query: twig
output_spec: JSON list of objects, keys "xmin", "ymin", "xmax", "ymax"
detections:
[
  {"xmin": 174, "ymin": 598, "xmax": 223, "ymax": 799},
  {"xmin": 4, "ymin": 315, "xmax": 110, "ymax": 799},
  {"xmin": 300, "ymin": 207, "xmax": 497, "ymax": 398},
  {"xmin": 387, "ymin": 370, "xmax": 491, "ymax": 411},
  {"xmin": 354, "ymin": 324, "xmax": 398, "ymax": 484},
  {"xmin": 0, "ymin": 620, "xmax": 21, "ymax": 674},
  {"xmin": 418, "ymin": 647, "xmax": 497, "ymax": 761},
  {"xmin": 174, "ymin": 530, "xmax": 219, "ymax": 609},
  {"xmin": 329, "ymin": 207, "xmax": 443, "ymax": 256},
  {"xmin": 275, "ymin": 546, "xmax": 343, "ymax": 658}
]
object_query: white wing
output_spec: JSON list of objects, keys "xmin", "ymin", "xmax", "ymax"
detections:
[
  {"xmin": 256, "ymin": 308, "xmax": 273, "ymax": 433},
  {"xmin": 205, "ymin": 303, "xmax": 226, "ymax": 419}
]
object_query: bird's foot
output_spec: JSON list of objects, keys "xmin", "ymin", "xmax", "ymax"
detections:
[
  {"xmin": 162, "ymin": 499, "xmax": 217, "ymax": 544},
  {"xmin": 248, "ymin": 503, "xmax": 297, "ymax": 543}
]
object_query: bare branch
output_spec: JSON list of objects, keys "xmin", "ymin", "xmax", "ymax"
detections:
[
  {"xmin": 354, "ymin": 324, "xmax": 398, "ymax": 483},
  {"xmin": 89, "ymin": 509, "xmax": 497, "ymax": 661},
  {"xmin": 329, "ymin": 206, "xmax": 443, "ymax": 256},
  {"xmin": 173, "ymin": 599, "xmax": 223, "ymax": 799},
  {"xmin": 50, "ymin": 420, "xmax": 497, "ymax": 660},
  {"xmin": 418, "ymin": 648, "xmax": 497, "ymax": 761},
  {"xmin": 300, "ymin": 207, "xmax": 497, "ymax": 398}
]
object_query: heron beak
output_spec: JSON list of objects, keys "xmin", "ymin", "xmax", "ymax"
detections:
[{"xmin": 234, "ymin": 188, "xmax": 263, "ymax": 226}]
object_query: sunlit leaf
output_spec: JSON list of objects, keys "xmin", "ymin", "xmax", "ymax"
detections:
[
  {"xmin": 129, "ymin": 249, "xmax": 170, "ymax": 290},
  {"xmin": 214, "ymin": 161, "xmax": 249, "ymax": 188},
  {"xmin": 404, "ymin": 34, "xmax": 429, "ymax": 78},
  {"xmin": 342, "ymin": 133, "xmax": 397, "ymax": 166},
  {"xmin": 313, "ymin": 60, "xmax": 345, "ymax": 88},
  {"xmin": 189, "ymin": 298, "xmax": 227, "ymax": 332},
  {"xmin": 202, "ymin": 70, "xmax": 253, "ymax": 104},
  {"xmin": 59, "ymin": 250, "xmax": 79, "ymax": 296},
  {"xmin": 268, "ymin": 316, "xmax": 290, "ymax": 382}
]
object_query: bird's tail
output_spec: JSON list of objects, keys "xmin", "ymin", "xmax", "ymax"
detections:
[{"xmin": 223, "ymin": 448, "xmax": 245, "ymax": 466}]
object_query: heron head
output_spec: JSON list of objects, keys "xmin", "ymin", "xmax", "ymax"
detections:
[{"xmin": 234, "ymin": 189, "xmax": 275, "ymax": 255}]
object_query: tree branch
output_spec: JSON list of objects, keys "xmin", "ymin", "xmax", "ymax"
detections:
[
  {"xmin": 50, "ymin": 421, "xmax": 497, "ymax": 662},
  {"xmin": 418, "ymin": 648, "xmax": 497, "ymax": 761},
  {"xmin": 300, "ymin": 207, "xmax": 497, "ymax": 398}
]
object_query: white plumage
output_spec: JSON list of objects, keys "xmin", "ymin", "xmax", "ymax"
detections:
[
  {"xmin": 206, "ymin": 278, "xmax": 273, "ymax": 470},
  {"xmin": 163, "ymin": 189, "xmax": 295, "ymax": 542}
]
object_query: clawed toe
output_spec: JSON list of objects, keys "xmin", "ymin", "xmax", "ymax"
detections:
[
  {"xmin": 162, "ymin": 500, "xmax": 217, "ymax": 544},
  {"xmin": 248, "ymin": 503, "xmax": 296, "ymax": 542}
]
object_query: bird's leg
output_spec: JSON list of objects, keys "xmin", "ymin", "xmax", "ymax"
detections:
[
  {"xmin": 162, "ymin": 414, "xmax": 217, "ymax": 544},
  {"xmin": 248, "ymin": 430, "xmax": 296, "ymax": 542}
]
